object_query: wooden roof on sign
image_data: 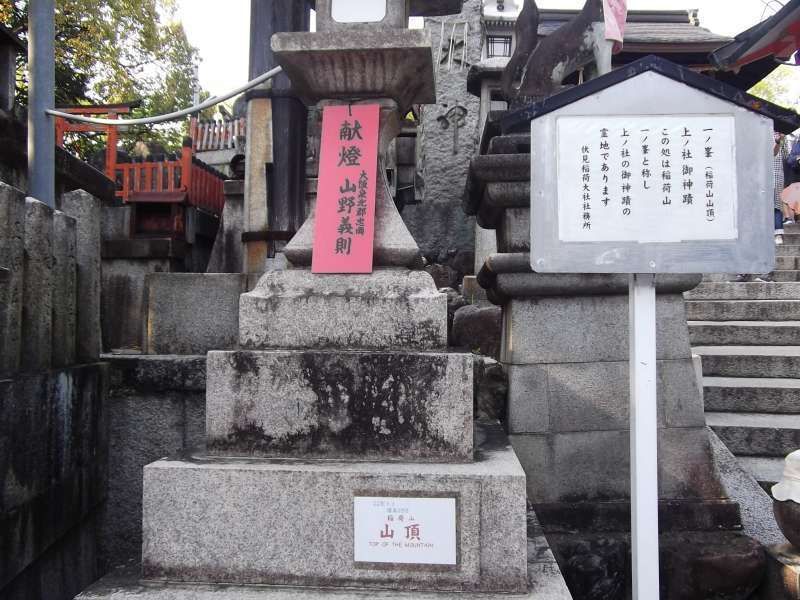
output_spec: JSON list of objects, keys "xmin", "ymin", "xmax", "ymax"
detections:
[{"xmin": 500, "ymin": 55, "xmax": 800, "ymax": 135}]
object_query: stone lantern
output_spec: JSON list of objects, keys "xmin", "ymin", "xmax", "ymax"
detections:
[{"xmin": 96, "ymin": 1, "xmax": 569, "ymax": 597}]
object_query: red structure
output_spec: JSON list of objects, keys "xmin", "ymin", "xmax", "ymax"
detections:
[{"xmin": 54, "ymin": 103, "xmax": 226, "ymax": 234}]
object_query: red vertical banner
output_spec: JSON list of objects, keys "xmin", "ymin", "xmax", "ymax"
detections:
[{"xmin": 312, "ymin": 104, "xmax": 380, "ymax": 274}]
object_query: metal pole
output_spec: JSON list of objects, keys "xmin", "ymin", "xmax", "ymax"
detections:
[
  {"xmin": 629, "ymin": 272, "xmax": 660, "ymax": 599},
  {"xmin": 28, "ymin": 0, "xmax": 55, "ymax": 208}
]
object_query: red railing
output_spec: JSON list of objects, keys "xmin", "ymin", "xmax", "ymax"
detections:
[{"xmin": 113, "ymin": 142, "xmax": 226, "ymax": 215}]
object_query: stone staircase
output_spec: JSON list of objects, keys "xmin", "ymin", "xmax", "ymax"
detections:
[{"xmin": 687, "ymin": 224, "xmax": 800, "ymax": 489}]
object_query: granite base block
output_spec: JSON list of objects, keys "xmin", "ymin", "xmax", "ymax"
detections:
[
  {"xmin": 141, "ymin": 425, "xmax": 528, "ymax": 593},
  {"xmin": 239, "ymin": 269, "xmax": 447, "ymax": 351},
  {"xmin": 510, "ymin": 427, "xmax": 726, "ymax": 504},
  {"xmin": 76, "ymin": 526, "xmax": 571, "ymax": 599},
  {"xmin": 502, "ymin": 293, "xmax": 692, "ymax": 365},
  {"xmin": 506, "ymin": 358, "xmax": 706, "ymax": 434},
  {"xmin": 144, "ymin": 274, "xmax": 247, "ymax": 355},
  {"xmin": 206, "ymin": 350, "xmax": 473, "ymax": 461}
]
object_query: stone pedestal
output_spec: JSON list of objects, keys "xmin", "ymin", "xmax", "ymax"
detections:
[{"xmin": 465, "ymin": 124, "xmax": 765, "ymax": 597}]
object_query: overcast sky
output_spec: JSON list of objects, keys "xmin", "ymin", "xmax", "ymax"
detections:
[{"xmin": 178, "ymin": 0, "xmax": 793, "ymax": 97}]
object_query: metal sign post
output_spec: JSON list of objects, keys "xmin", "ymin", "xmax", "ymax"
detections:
[{"xmin": 629, "ymin": 273, "xmax": 659, "ymax": 598}]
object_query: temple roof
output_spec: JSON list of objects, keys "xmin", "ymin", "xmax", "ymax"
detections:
[
  {"xmin": 711, "ymin": 0, "xmax": 800, "ymax": 69},
  {"xmin": 499, "ymin": 54, "xmax": 800, "ymax": 135}
]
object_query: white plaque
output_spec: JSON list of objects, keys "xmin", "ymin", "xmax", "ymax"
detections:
[
  {"xmin": 353, "ymin": 496, "xmax": 457, "ymax": 566},
  {"xmin": 332, "ymin": 0, "xmax": 387, "ymax": 23},
  {"xmin": 557, "ymin": 115, "xmax": 738, "ymax": 243}
]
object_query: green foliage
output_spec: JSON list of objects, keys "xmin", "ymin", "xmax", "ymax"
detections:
[
  {"xmin": 0, "ymin": 0, "xmax": 203, "ymax": 157},
  {"xmin": 749, "ymin": 65, "xmax": 800, "ymax": 112}
]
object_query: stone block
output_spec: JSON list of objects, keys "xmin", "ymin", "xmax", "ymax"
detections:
[
  {"xmin": 100, "ymin": 205, "xmax": 131, "ymax": 240},
  {"xmin": 239, "ymin": 269, "xmax": 447, "ymax": 351},
  {"xmin": 141, "ymin": 424, "xmax": 528, "ymax": 593},
  {"xmin": 0, "ymin": 182, "xmax": 25, "ymax": 376},
  {"xmin": 101, "ymin": 258, "xmax": 173, "ymax": 352},
  {"xmin": 61, "ymin": 190, "xmax": 103, "ymax": 362},
  {"xmin": 271, "ymin": 30, "xmax": 435, "ymax": 110},
  {"xmin": 507, "ymin": 359, "xmax": 704, "ymax": 434},
  {"xmin": 22, "ymin": 197, "xmax": 54, "ymax": 371},
  {"xmin": 762, "ymin": 544, "xmax": 800, "ymax": 599},
  {"xmin": 497, "ymin": 207, "xmax": 529, "ymax": 253},
  {"xmin": 451, "ymin": 304, "xmax": 501, "ymax": 358},
  {"xmin": 206, "ymin": 350, "xmax": 473, "ymax": 461},
  {"xmin": 77, "ymin": 525, "xmax": 571, "ymax": 599},
  {"xmin": 502, "ymin": 293, "xmax": 691, "ymax": 365},
  {"xmin": 511, "ymin": 427, "xmax": 725, "ymax": 504},
  {"xmin": 144, "ymin": 274, "xmax": 247, "ymax": 355},
  {"xmin": 52, "ymin": 211, "xmax": 77, "ymax": 368}
]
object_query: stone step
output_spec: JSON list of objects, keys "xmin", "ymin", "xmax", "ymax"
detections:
[
  {"xmin": 693, "ymin": 346, "xmax": 800, "ymax": 378},
  {"xmin": 78, "ymin": 531, "xmax": 573, "ymax": 600},
  {"xmin": 776, "ymin": 245, "xmax": 800, "ymax": 257},
  {"xmin": 703, "ymin": 377, "xmax": 800, "ymax": 413},
  {"xmin": 689, "ymin": 321, "xmax": 800, "ymax": 346},
  {"xmin": 685, "ymin": 300, "xmax": 800, "ymax": 321},
  {"xmin": 707, "ymin": 412, "xmax": 800, "ymax": 457},
  {"xmin": 685, "ymin": 282, "xmax": 800, "ymax": 301},
  {"xmin": 777, "ymin": 256, "xmax": 800, "ymax": 270},
  {"xmin": 773, "ymin": 270, "xmax": 800, "ymax": 282},
  {"xmin": 141, "ymin": 423, "xmax": 529, "ymax": 594},
  {"xmin": 737, "ymin": 456, "xmax": 784, "ymax": 487},
  {"xmin": 781, "ymin": 233, "xmax": 800, "ymax": 245}
]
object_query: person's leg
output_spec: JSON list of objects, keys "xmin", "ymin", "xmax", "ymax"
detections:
[{"xmin": 776, "ymin": 208, "xmax": 785, "ymax": 230}]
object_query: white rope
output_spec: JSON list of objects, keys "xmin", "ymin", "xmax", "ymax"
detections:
[{"xmin": 46, "ymin": 66, "xmax": 283, "ymax": 126}]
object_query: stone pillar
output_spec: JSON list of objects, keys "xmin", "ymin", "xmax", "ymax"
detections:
[
  {"xmin": 0, "ymin": 182, "xmax": 25, "ymax": 376},
  {"xmin": 464, "ymin": 125, "xmax": 766, "ymax": 597},
  {"xmin": 52, "ymin": 210, "xmax": 77, "ymax": 368},
  {"xmin": 22, "ymin": 197, "xmax": 53, "ymax": 372},
  {"xmin": 400, "ymin": 0, "xmax": 483, "ymax": 269},
  {"xmin": 60, "ymin": 189, "xmax": 103, "ymax": 362}
]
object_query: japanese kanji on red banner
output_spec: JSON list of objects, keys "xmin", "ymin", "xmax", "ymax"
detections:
[{"xmin": 312, "ymin": 104, "xmax": 380, "ymax": 274}]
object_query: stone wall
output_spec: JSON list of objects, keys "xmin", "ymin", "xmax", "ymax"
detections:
[
  {"xmin": 0, "ymin": 181, "xmax": 109, "ymax": 600},
  {"xmin": 402, "ymin": 0, "xmax": 483, "ymax": 274},
  {"xmin": 99, "ymin": 356, "xmax": 206, "ymax": 569}
]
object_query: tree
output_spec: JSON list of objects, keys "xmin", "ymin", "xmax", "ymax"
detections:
[
  {"xmin": 749, "ymin": 65, "xmax": 800, "ymax": 112},
  {"xmin": 0, "ymin": 0, "xmax": 204, "ymax": 156}
]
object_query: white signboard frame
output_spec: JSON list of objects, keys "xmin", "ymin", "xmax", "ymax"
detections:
[
  {"xmin": 353, "ymin": 495, "xmax": 459, "ymax": 568},
  {"xmin": 531, "ymin": 71, "xmax": 775, "ymax": 275},
  {"xmin": 528, "ymin": 69, "xmax": 776, "ymax": 600}
]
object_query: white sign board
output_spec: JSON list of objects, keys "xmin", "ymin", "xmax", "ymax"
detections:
[
  {"xmin": 353, "ymin": 496, "xmax": 457, "ymax": 566},
  {"xmin": 557, "ymin": 115, "xmax": 737, "ymax": 243}
]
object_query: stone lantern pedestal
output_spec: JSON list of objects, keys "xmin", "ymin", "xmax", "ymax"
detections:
[{"xmin": 75, "ymin": 3, "xmax": 571, "ymax": 597}]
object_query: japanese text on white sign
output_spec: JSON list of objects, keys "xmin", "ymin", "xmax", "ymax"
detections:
[
  {"xmin": 557, "ymin": 115, "xmax": 738, "ymax": 243},
  {"xmin": 353, "ymin": 496, "xmax": 457, "ymax": 566}
]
